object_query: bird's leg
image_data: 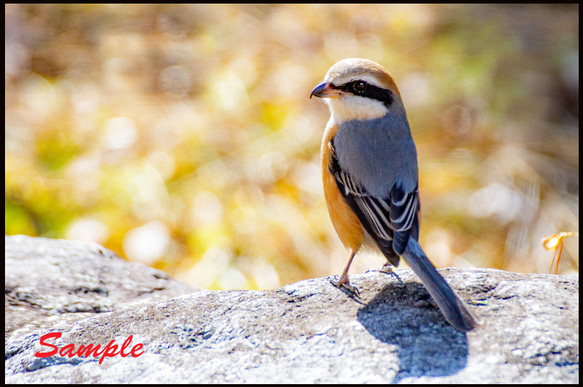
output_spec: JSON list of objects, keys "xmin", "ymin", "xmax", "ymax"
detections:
[{"xmin": 330, "ymin": 250, "xmax": 360, "ymax": 296}]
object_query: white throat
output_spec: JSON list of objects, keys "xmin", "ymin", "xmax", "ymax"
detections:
[{"xmin": 325, "ymin": 95, "xmax": 389, "ymax": 123}]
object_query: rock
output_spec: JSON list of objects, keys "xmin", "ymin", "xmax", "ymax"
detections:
[
  {"xmin": 5, "ymin": 235, "xmax": 198, "ymax": 341},
  {"xmin": 4, "ymin": 235, "xmax": 579, "ymax": 383}
]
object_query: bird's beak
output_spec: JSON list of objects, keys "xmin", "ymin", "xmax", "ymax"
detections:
[{"xmin": 310, "ymin": 81, "xmax": 341, "ymax": 99}]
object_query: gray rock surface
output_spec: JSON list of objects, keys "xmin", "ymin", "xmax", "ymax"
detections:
[
  {"xmin": 5, "ymin": 235, "xmax": 198, "ymax": 342},
  {"xmin": 5, "ymin": 235, "xmax": 579, "ymax": 383}
]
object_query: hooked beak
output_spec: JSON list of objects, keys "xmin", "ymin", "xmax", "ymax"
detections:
[{"xmin": 310, "ymin": 81, "xmax": 341, "ymax": 99}]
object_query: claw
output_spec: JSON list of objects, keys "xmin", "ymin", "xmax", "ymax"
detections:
[
  {"xmin": 329, "ymin": 275, "xmax": 360, "ymax": 297},
  {"xmin": 380, "ymin": 263, "xmax": 393, "ymax": 275}
]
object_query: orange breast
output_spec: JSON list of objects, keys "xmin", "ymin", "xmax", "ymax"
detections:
[{"xmin": 321, "ymin": 122, "xmax": 364, "ymax": 252}]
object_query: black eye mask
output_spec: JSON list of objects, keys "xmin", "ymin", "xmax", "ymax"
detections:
[{"xmin": 333, "ymin": 80, "xmax": 394, "ymax": 108}]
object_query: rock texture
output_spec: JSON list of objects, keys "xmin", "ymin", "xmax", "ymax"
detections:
[
  {"xmin": 5, "ymin": 235, "xmax": 579, "ymax": 383},
  {"xmin": 5, "ymin": 235, "xmax": 198, "ymax": 342}
]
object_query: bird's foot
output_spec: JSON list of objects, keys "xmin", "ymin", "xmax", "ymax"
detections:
[
  {"xmin": 329, "ymin": 275, "xmax": 360, "ymax": 297},
  {"xmin": 379, "ymin": 263, "xmax": 402, "ymax": 282},
  {"xmin": 380, "ymin": 263, "xmax": 393, "ymax": 275}
]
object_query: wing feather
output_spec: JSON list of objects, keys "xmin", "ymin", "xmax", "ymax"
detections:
[{"xmin": 329, "ymin": 138, "xmax": 420, "ymax": 257}]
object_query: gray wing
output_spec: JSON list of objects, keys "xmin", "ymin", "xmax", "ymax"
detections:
[{"xmin": 329, "ymin": 138, "xmax": 420, "ymax": 260}]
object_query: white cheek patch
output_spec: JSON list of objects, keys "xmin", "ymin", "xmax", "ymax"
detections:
[{"xmin": 326, "ymin": 95, "xmax": 388, "ymax": 123}]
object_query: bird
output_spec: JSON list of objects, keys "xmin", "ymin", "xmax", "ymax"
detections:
[{"xmin": 310, "ymin": 58, "xmax": 478, "ymax": 332}]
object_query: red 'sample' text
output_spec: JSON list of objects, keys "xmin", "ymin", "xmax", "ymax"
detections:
[{"xmin": 35, "ymin": 332, "xmax": 145, "ymax": 365}]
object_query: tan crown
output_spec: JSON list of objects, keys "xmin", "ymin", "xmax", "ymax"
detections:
[{"xmin": 324, "ymin": 58, "xmax": 401, "ymax": 97}]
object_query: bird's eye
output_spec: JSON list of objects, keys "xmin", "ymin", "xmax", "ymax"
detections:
[{"xmin": 352, "ymin": 81, "xmax": 367, "ymax": 94}]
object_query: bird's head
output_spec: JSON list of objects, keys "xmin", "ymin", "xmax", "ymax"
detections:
[{"xmin": 310, "ymin": 58, "xmax": 404, "ymax": 123}]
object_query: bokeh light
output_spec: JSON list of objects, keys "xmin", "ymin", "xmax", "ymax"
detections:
[{"xmin": 5, "ymin": 4, "xmax": 578, "ymax": 289}]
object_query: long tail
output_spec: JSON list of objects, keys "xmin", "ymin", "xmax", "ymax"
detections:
[{"xmin": 401, "ymin": 238, "xmax": 479, "ymax": 332}]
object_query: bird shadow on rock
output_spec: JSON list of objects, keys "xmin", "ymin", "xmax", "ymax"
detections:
[{"xmin": 356, "ymin": 278, "xmax": 470, "ymax": 382}]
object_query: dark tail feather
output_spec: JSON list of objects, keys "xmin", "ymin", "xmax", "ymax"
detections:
[{"xmin": 400, "ymin": 238, "xmax": 479, "ymax": 332}]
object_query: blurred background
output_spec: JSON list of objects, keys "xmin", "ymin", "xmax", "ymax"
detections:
[{"xmin": 5, "ymin": 4, "xmax": 579, "ymax": 289}]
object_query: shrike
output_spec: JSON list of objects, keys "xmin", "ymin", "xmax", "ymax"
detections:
[{"xmin": 311, "ymin": 58, "xmax": 478, "ymax": 332}]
